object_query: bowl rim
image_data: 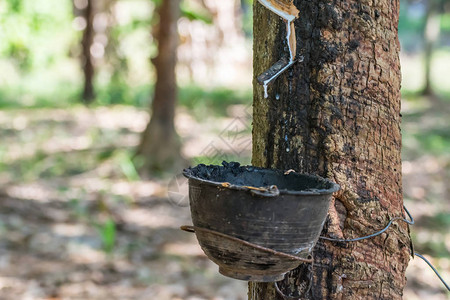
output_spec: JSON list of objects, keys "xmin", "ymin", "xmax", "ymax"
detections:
[{"xmin": 183, "ymin": 163, "xmax": 340, "ymax": 196}]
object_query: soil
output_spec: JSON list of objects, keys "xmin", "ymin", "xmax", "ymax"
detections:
[{"xmin": 0, "ymin": 105, "xmax": 448, "ymax": 299}]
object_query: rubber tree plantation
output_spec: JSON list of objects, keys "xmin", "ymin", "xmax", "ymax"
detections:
[
  {"xmin": 137, "ymin": 0, "xmax": 185, "ymax": 173},
  {"xmin": 249, "ymin": 0, "xmax": 411, "ymax": 299}
]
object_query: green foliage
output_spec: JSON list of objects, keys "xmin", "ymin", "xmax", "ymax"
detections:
[
  {"xmin": 116, "ymin": 150, "xmax": 141, "ymax": 181},
  {"xmin": 69, "ymin": 198, "xmax": 118, "ymax": 254},
  {"xmin": 96, "ymin": 83, "xmax": 151, "ymax": 107},
  {"xmin": 194, "ymin": 155, "xmax": 251, "ymax": 166},
  {"xmin": 0, "ymin": 81, "xmax": 251, "ymax": 113},
  {"xmin": 441, "ymin": 13, "xmax": 450, "ymax": 32},
  {"xmin": 416, "ymin": 129, "xmax": 450, "ymax": 154},
  {"xmin": 433, "ymin": 212, "xmax": 450, "ymax": 227},
  {"xmin": 178, "ymin": 85, "xmax": 251, "ymax": 118},
  {"xmin": 241, "ymin": 0, "xmax": 253, "ymax": 37},
  {"xmin": 399, "ymin": 8, "xmax": 426, "ymax": 33},
  {"xmin": 5, "ymin": 41, "xmax": 31, "ymax": 70},
  {"xmin": 96, "ymin": 218, "xmax": 117, "ymax": 254},
  {"xmin": 97, "ymin": 149, "xmax": 115, "ymax": 162},
  {"xmin": 0, "ymin": 0, "xmax": 73, "ymax": 71},
  {"xmin": 7, "ymin": 0, "xmax": 23, "ymax": 13},
  {"xmin": 411, "ymin": 228, "xmax": 449, "ymax": 258},
  {"xmin": 181, "ymin": 0, "xmax": 213, "ymax": 24},
  {"xmin": 0, "ymin": 146, "xmax": 6, "ymax": 173},
  {"xmin": 403, "ymin": 110, "xmax": 450, "ymax": 159},
  {"xmin": 0, "ymin": 0, "xmax": 447, "ymax": 110}
]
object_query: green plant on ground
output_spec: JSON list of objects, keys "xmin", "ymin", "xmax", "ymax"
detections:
[{"xmin": 96, "ymin": 217, "xmax": 117, "ymax": 254}]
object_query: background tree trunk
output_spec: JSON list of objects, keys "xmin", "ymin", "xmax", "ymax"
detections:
[
  {"xmin": 137, "ymin": 0, "xmax": 184, "ymax": 174},
  {"xmin": 81, "ymin": 0, "xmax": 95, "ymax": 103},
  {"xmin": 249, "ymin": 0, "xmax": 411, "ymax": 299},
  {"xmin": 423, "ymin": 0, "xmax": 440, "ymax": 97}
]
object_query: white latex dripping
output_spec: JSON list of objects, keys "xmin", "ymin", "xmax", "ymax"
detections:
[
  {"xmin": 287, "ymin": 20, "xmax": 294, "ymax": 63},
  {"xmin": 257, "ymin": 0, "xmax": 299, "ymax": 99}
]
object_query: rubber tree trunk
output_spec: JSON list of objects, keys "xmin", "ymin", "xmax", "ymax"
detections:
[
  {"xmin": 81, "ymin": 0, "xmax": 95, "ymax": 103},
  {"xmin": 249, "ymin": 0, "xmax": 411, "ymax": 299},
  {"xmin": 137, "ymin": 0, "xmax": 184, "ymax": 174}
]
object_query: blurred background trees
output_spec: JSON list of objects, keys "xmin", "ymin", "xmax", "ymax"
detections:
[
  {"xmin": 400, "ymin": 0, "xmax": 450, "ymax": 97},
  {"xmin": 75, "ymin": 0, "xmax": 96, "ymax": 102},
  {"xmin": 0, "ymin": 0, "xmax": 448, "ymax": 299},
  {"xmin": 136, "ymin": 0, "xmax": 184, "ymax": 174},
  {"xmin": 1, "ymin": 0, "xmax": 449, "ymax": 105},
  {"xmin": 422, "ymin": 0, "xmax": 447, "ymax": 96}
]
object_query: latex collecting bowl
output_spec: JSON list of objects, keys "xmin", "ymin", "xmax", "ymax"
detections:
[{"xmin": 183, "ymin": 162, "xmax": 340, "ymax": 282}]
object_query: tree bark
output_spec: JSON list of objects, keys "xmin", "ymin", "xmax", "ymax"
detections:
[
  {"xmin": 249, "ymin": 0, "xmax": 411, "ymax": 299},
  {"xmin": 137, "ymin": 0, "xmax": 184, "ymax": 174},
  {"xmin": 81, "ymin": 0, "xmax": 95, "ymax": 103}
]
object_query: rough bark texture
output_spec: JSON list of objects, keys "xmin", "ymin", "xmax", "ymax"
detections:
[
  {"xmin": 137, "ymin": 0, "xmax": 184, "ymax": 173},
  {"xmin": 81, "ymin": 0, "xmax": 95, "ymax": 103},
  {"xmin": 249, "ymin": 0, "xmax": 411, "ymax": 299}
]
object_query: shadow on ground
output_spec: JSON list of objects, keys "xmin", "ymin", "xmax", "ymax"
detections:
[{"xmin": 0, "ymin": 101, "xmax": 448, "ymax": 299}]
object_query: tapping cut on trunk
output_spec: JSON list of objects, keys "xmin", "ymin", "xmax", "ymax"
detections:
[{"xmin": 257, "ymin": 0, "xmax": 299, "ymax": 21}]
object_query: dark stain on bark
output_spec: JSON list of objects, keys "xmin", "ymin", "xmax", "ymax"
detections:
[
  {"xmin": 316, "ymin": 2, "xmax": 343, "ymax": 30},
  {"xmin": 357, "ymin": 176, "xmax": 380, "ymax": 203},
  {"xmin": 348, "ymin": 39, "xmax": 360, "ymax": 51},
  {"xmin": 269, "ymin": 1, "xmax": 344, "ymax": 174},
  {"xmin": 280, "ymin": 263, "xmax": 313, "ymax": 298},
  {"xmin": 264, "ymin": 21, "xmax": 289, "ymax": 169},
  {"xmin": 375, "ymin": 9, "xmax": 380, "ymax": 19},
  {"xmin": 309, "ymin": 241, "xmax": 336, "ymax": 299},
  {"xmin": 346, "ymin": 56, "xmax": 355, "ymax": 69}
]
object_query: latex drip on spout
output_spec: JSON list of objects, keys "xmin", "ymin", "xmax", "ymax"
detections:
[{"xmin": 256, "ymin": 0, "xmax": 300, "ymax": 99}]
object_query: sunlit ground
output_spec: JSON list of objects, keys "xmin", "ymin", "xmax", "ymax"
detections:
[
  {"xmin": 0, "ymin": 105, "xmax": 250, "ymax": 300},
  {"xmin": 0, "ymin": 52, "xmax": 449, "ymax": 299}
]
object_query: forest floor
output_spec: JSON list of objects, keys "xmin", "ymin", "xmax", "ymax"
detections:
[{"xmin": 0, "ymin": 99, "xmax": 449, "ymax": 299}]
